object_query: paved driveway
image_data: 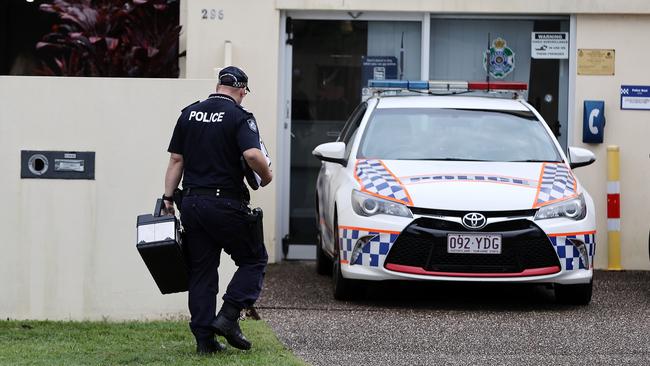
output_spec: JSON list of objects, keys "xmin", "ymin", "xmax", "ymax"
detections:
[{"xmin": 256, "ymin": 262, "xmax": 650, "ymax": 366}]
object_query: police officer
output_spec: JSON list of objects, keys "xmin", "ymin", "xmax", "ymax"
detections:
[{"xmin": 162, "ymin": 66, "xmax": 272, "ymax": 354}]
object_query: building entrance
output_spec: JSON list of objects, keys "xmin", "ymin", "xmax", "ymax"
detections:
[{"xmin": 281, "ymin": 14, "xmax": 569, "ymax": 259}]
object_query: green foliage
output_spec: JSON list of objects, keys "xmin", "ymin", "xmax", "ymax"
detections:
[
  {"xmin": 0, "ymin": 320, "xmax": 307, "ymax": 366},
  {"xmin": 36, "ymin": 0, "xmax": 181, "ymax": 77}
]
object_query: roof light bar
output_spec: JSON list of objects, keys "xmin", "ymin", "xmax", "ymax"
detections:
[
  {"xmin": 367, "ymin": 79, "xmax": 528, "ymax": 92},
  {"xmin": 467, "ymin": 81, "xmax": 528, "ymax": 91}
]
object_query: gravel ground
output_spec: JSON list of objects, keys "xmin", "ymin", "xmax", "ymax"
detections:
[{"xmin": 257, "ymin": 261, "xmax": 650, "ymax": 366}]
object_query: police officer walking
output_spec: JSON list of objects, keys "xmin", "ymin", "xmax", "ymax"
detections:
[{"xmin": 162, "ymin": 66, "xmax": 273, "ymax": 354}]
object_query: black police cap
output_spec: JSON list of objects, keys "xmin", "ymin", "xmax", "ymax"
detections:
[{"xmin": 218, "ymin": 66, "xmax": 250, "ymax": 92}]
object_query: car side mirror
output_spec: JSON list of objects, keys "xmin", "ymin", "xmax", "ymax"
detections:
[
  {"xmin": 313, "ymin": 142, "xmax": 347, "ymax": 165},
  {"xmin": 568, "ymin": 147, "xmax": 596, "ymax": 169}
]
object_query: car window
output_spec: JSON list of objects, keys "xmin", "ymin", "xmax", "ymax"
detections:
[
  {"xmin": 357, "ymin": 108, "xmax": 561, "ymax": 162},
  {"xmin": 338, "ymin": 103, "xmax": 367, "ymax": 144},
  {"xmin": 344, "ymin": 128, "xmax": 360, "ymax": 159}
]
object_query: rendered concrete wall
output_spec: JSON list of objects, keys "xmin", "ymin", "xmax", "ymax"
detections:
[
  {"xmin": 276, "ymin": 0, "xmax": 650, "ymax": 14},
  {"xmin": 0, "ymin": 77, "xmax": 277, "ymax": 320},
  {"xmin": 573, "ymin": 15, "xmax": 650, "ymax": 270}
]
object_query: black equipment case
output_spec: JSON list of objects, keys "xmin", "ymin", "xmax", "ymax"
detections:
[{"xmin": 136, "ymin": 199, "xmax": 188, "ymax": 294}]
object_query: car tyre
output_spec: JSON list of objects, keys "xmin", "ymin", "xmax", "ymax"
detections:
[
  {"xmin": 332, "ymin": 214, "xmax": 355, "ymax": 300},
  {"xmin": 333, "ymin": 255, "xmax": 355, "ymax": 300},
  {"xmin": 554, "ymin": 280, "xmax": 593, "ymax": 305},
  {"xmin": 316, "ymin": 231, "xmax": 332, "ymax": 276}
]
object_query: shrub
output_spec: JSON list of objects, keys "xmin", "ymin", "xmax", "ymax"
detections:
[{"xmin": 36, "ymin": 0, "xmax": 180, "ymax": 77}]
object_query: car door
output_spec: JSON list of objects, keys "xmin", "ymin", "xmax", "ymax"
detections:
[{"xmin": 318, "ymin": 102, "xmax": 368, "ymax": 253}]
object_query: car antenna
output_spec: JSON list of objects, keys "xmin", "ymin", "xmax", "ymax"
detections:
[
  {"xmin": 485, "ymin": 32, "xmax": 491, "ymax": 92},
  {"xmin": 399, "ymin": 32, "xmax": 405, "ymax": 80}
]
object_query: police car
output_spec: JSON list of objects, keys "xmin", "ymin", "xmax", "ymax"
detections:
[{"xmin": 313, "ymin": 80, "xmax": 597, "ymax": 305}]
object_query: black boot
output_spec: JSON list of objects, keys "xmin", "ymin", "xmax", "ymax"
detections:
[
  {"xmin": 196, "ymin": 338, "xmax": 226, "ymax": 354},
  {"xmin": 211, "ymin": 302, "xmax": 251, "ymax": 350}
]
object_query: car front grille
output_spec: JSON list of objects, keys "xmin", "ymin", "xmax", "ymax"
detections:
[
  {"xmin": 408, "ymin": 207, "xmax": 538, "ymax": 218},
  {"xmin": 384, "ymin": 217, "xmax": 560, "ymax": 275}
]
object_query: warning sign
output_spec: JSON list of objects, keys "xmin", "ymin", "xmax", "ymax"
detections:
[{"xmin": 531, "ymin": 32, "xmax": 568, "ymax": 59}]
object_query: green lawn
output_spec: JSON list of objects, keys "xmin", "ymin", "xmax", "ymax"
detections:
[{"xmin": 0, "ymin": 319, "xmax": 306, "ymax": 366}]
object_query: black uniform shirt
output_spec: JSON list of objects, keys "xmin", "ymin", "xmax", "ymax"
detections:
[{"xmin": 168, "ymin": 93, "xmax": 261, "ymax": 192}]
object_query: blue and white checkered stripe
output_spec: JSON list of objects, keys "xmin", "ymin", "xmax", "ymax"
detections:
[
  {"xmin": 356, "ymin": 159, "xmax": 412, "ymax": 205},
  {"xmin": 403, "ymin": 174, "xmax": 537, "ymax": 188},
  {"xmin": 339, "ymin": 227, "xmax": 399, "ymax": 268},
  {"xmin": 549, "ymin": 233, "xmax": 596, "ymax": 270},
  {"xmin": 535, "ymin": 163, "xmax": 577, "ymax": 207}
]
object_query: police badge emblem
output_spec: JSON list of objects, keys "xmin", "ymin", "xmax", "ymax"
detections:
[
  {"xmin": 483, "ymin": 37, "xmax": 515, "ymax": 79},
  {"xmin": 247, "ymin": 118, "xmax": 258, "ymax": 133}
]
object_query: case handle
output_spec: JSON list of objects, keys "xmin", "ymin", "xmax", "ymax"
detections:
[{"xmin": 154, "ymin": 198, "xmax": 165, "ymax": 217}]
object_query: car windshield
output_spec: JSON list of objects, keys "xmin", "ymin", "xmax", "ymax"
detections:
[{"xmin": 357, "ymin": 108, "xmax": 562, "ymax": 162}]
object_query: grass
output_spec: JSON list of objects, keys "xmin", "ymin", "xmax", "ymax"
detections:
[{"xmin": 0, "ymin": 319, "xmax": 307, "ymax": 366}]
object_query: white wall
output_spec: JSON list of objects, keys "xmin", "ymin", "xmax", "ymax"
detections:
[
  {"xmin": 0, "ymin": 76, "xmax": 276, "ymax": 320},
  {"xmin": 573, "ymin": 15, "xmax": 650, "ymax": 270},
  {"xmin": 276, "ymin": 0, "xmax": 650, "ymax": 14}
]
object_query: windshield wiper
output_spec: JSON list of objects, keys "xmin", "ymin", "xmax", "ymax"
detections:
[
  {"xmin": 508, "ymin": 159, "xmax": 562, "ymax": 163},
  {"xmin": 422, "ymin": 158, "xmax": 490, "ymax": 162}
]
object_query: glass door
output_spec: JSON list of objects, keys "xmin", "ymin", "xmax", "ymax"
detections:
[
  {"xmin": 287, "ymin": 19, "xmax": 367, "ymax": 254},
  {"xmin": 284, "ymin": 18, "xmax": 421, "ymax": 257}
]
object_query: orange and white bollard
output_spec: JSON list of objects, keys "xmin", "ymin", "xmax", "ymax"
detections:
[{"xmin": 607, "ymin": 145, "xmax": 622, "ymax": 270}]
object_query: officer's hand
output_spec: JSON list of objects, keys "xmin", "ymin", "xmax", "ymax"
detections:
[
  {"xmin": 163, "ymin": 200, "xmax": 175, "ymax": 216},
  {"xmin": 243, "ymin": 148, "xmax": 273, "ymax": 187},
  {"xmin": 261, "ymin": 169, "xmax": 273, "ymax": 187}
]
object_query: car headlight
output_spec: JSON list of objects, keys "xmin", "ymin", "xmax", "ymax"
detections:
[
  {"xmin": 534, "ymin": 194, "xmax": 586, "ymax": 221},
  {"xmin": 351, "ymin": 190, "xmax": 412, "ymax": 218}
]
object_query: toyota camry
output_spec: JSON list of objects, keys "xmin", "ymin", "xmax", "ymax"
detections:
[{"xmin": 313, "ymin": 80, "xmax": 597, "ymax": 305}]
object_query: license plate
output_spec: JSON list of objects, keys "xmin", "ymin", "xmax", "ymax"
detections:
[{"xmin": 447, "ymin": 233, "xmax": 502, "ymax": 254}]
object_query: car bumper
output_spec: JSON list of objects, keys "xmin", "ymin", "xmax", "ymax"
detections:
[{"xmin": 338, "ymin": 210, "xmax": 595, "ymax": 285}]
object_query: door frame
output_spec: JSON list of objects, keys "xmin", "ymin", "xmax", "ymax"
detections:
[{"xmin": 276, "ymin": 11, "xmax": 292, "ymax": 262}]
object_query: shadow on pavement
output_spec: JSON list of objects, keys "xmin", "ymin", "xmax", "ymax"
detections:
[{"xmin": 257, "ymin": 261, "xmax": 592, "ymax": 312}]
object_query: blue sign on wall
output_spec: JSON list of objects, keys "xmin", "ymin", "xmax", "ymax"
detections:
[
  {"xmin": 583, "ymin": 100, "xmax": 605, "ymax": 143},
  {"xmin": 620, "ymin": 85, "xmax": 650, "ymax": 110},
  {"xmin": 362, "ymin": 56, "xmax": 398, "ymax": 87}
]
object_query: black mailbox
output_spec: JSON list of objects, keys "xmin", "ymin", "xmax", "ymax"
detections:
[{"xmin": 21, "ymin": 150, "xmax": 95, "ymax": 180}]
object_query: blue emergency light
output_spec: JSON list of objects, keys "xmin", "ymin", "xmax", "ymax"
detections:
[{"xmin": 368, "ymin": 80, "xmax": 429, "ymax": 90}]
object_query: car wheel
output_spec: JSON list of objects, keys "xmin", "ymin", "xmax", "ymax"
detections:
[
  {"xmin": 332, "ymin": 214, "xmax": 354, "ymax": 300},
  {"xmin": 554, "ymin": 280, "xmax": 593, "ymax": 305},
  {"xmin": 316, "ymin": 231, "xmax": 332, "ymax": 276},
  {"xmin": 315, "ymin": 196, "xmax": 332, "ymax": 275}
]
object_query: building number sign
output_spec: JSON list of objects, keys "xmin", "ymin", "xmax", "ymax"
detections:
[{"xmin": 201, "ymin": 9, "xmax": 224, "ymax": 20}]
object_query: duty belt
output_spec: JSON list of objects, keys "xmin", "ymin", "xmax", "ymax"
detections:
[{"xmin": 183, "ymin": 187, "xmax": 244, "ymax": 201}]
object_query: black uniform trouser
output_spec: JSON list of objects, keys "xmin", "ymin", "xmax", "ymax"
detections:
[{"xmin": 180, "ymin": 195, "xmax": 268, "ymax": 341}]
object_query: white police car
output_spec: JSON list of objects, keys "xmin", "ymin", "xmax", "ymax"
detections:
[{"xmin": 313, "ymin": 80, "xmax": 597, "ymax": 304}]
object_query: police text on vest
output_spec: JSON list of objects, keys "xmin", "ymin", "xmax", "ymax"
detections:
[{"xmin": 189, "ymin": 111, "xmax": 225, "ymax": 123}]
